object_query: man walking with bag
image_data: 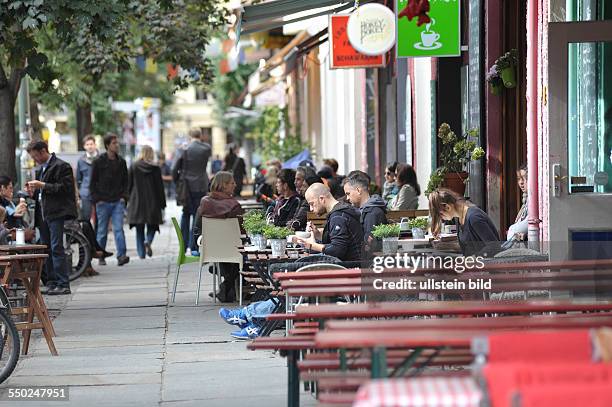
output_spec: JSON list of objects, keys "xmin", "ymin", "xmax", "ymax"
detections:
[
  {"xmin": 25, "ymin": 140, "xmax": 78, "ymax": 295},
  {"xmin": 172, "ymin": 128, "xmax": 211, "ymax": 254},
  {"xmin": 90, "ymin": 133, "xmax": 130, "ymax": 266}
]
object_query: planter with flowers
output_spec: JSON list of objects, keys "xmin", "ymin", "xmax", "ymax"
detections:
[
  {"xmin": 407, "ymin": 217, "xmax": 429, "ymax": 239},
  {"xmin": 426, "ymin": 123, "xmax": 485, "ymax": 196},
  {"xmin": 493, "ymin": 49, "xmax": 518, "ymax": 89},
  {"xmin": 486, "ymin": 65, "xmax": 503, "ymax": 95}
]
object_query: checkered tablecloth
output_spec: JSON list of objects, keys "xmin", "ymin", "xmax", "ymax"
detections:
[{"xmin": 353, "ymin": 377, "xmax": 482, "ymax": 407}]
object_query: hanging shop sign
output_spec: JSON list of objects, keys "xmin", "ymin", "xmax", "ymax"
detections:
[
  {"xmin": 396, "ymin": 0, "xmax": 461, "ymax": 58},
  {"xmin": 346, "ymin": 4, "xmax": 396, "ymax": 56},
  {"xmin": 330, "ymin": 14, "xmax": 386, "ymax": 69}
]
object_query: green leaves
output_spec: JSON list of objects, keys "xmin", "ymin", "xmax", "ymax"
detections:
[
  {"xmin": 371, "ymin": 223, "xmax": 401, "ymax": 239},
  {"xmin": 263, "ymin": 225, "xmax": 292, "ymax": 240}
]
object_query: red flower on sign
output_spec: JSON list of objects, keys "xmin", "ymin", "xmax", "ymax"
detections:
[{"xmin": 398, "ymin": 0, "xmax": 431, "ymax": 26}]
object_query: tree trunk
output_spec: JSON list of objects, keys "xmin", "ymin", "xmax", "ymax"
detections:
[
  {"xmin": 30, "ymin": 94, "xmax": 43, "ymax": 141},
  {"xmin": 76, "ymin": 103, "xmax": 93, "ymax": 150},
  {"xmin": 0, "ymin": 86, "xmax": 17, "ymax": 181}
]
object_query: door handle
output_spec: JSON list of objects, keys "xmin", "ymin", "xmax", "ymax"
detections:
[{"xmin": 552, "ymin": 163, "xmax": 564, "ymax": 197}]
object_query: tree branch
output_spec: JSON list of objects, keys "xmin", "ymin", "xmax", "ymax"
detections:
[
  {"xmin": 0, "ymin": 63, "xmax": 7, "ymax": 89},
  {"xmin": 9, "ymin": 66, "xmax": 25, "ymax": 102}
]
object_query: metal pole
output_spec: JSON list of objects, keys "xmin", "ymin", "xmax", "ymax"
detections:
[{"xmin": 17, "ymin": 77, "xmax": 31, "ymax": 189}]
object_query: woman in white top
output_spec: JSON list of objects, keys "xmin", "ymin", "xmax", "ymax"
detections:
[
  {"xmin": 507, "ymin": 164, "xmax": 528, "ymax": 241},
  {"xmin": 389, "ymin": 163, "xmax": 420, "ymax": 210}
]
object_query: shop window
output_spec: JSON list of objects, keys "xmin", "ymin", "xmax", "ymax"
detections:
[
  {"xmin": 567, "ymin": 41, "xmax": 612, "ymax": 193},
  {"xmin": 550, "ymin": 0, "xmax": 612, "ymax": 22}
]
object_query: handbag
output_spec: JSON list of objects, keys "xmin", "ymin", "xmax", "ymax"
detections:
[{"xmin": 175, "ymin": 149, "xmax": 189, "ymax": 206}]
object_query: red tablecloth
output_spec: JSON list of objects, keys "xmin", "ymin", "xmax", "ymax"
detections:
[{"xmin": 353, "ymin": 377, "xmax": 482, "ymax": 407}]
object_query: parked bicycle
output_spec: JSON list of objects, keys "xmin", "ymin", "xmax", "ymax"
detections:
[{"xmin": 0, "ymin": 286, "xmax": 20, "ymax": 383}]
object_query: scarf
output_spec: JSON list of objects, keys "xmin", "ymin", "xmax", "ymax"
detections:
[{"xmin": 84, "ymin": 150, "xmax": 99, "ymax": 165}]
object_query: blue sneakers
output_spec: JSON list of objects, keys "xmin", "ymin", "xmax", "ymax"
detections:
[
  {"xmin": 231, "ymin": 323, "xmax": 260, "ymax": 340},
  {"xmin": 219, "ymin": 308, "xmax": 247, "ymax": 327}
]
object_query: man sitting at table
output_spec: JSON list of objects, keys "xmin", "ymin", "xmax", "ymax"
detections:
[
  {"xmin": 343, "ymin": 170, "xmax": 387, "ymax": 255},
  {"xmin": 218, "ymin": 183, "xmax": 364, "ymax": 340}
]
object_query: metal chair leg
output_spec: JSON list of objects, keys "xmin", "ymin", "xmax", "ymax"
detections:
[
  {"xmin": 196, "ymin": 263, "xmax": 203, "ymax": 306},
  {"xmin": 172, "ymin": 264, "xmax": 181, "ymax": 303},
  {"xmin": 213, "ymin": 263, "xmax": 217, "ymax": 303},
  {"xmin": 239, "ymin": 266, "xmax": 243, "ymax": 306}
]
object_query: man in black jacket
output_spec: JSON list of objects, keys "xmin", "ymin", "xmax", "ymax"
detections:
[
  {"xmin": 25, "ymin": 141, "xmax": 78, "ymax": 295},
  {"xmin": 295, "ymin": 183, "xmax": 363, "ymax": 262},
  {"xmin": 343, "ymin": 170, "xmax": 387, "ymax": 255},
  {"xmin": 90, "ymin": 134, "xmax": 130, "ymax": 266},
  {"xmin": 172, "ymin": 129, "xmax": 211, "ymax": 253}
]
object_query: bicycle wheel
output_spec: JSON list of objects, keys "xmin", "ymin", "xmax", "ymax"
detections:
[
  {"xmin": 0, "ymin": 308, "xmax": 19, "ymax": 383},
  {"xmin": 65, "ymin": 228, "xmax": 92, "ymax": 281}
]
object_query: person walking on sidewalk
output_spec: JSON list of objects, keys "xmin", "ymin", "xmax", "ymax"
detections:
[
  {"xmin": 127, "ymin": 146, "xmax": 166, "ymax": 259},
  {"xmin": 172, "ymin": 128, "xmax": 211, "ymax": 255},
  {"xmin": 76, "ymin": 135, "xmax": 99, "ymax": 222},
  {"xmin": 222, "ymin": 143, "xmax": 247, "ymax": 198},
  {"xmin": 25, "ymin": 140, "xmax": 78, "ymax": 295},
  {"xmin": 90, "ymin": 133, "xmax": 130, "ymax": 266}
]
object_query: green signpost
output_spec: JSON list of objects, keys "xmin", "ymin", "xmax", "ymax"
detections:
[{"xmin": 396, "ymin": 0, "xmax": 461, "ymax": 58}]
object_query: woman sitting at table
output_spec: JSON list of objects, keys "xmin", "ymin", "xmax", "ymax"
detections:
[
  {"xmin": 389, "ymin": 163, "xmax": 420, "ymax": 210},
  {"xmin": 267, "ymin": 169, "xmax": 301, "ymax": 227},
  {"xmin": 506, "ymin": 163, "xmax": 528, "ymax": 243},
  {"xmin": 193, "ymin": 171, "xmax": 244, "ymax": 302},
  {"xmin": 429, "ymin": 188, "xmax": 501, "ymax": 257}
]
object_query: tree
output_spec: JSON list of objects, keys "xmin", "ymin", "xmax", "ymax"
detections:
[{"xmin": 0, "ymin": 0, "xmax": 228, "ymax": 180}]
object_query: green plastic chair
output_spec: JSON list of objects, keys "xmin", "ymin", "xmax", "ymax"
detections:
[{"xmin": 171, "ymin": 217, "xmax": 200, "ymax": 304}]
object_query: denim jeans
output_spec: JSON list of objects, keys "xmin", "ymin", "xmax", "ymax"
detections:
[
  {"xmin": 96, "ymin": 200, "xmax": 127, "ymax": 258},
  {"xmin": 135, "ymin": 224, "xmax": 156, "ymax": 258},
  {"xmin": 180, "ymin": 190, "xmax": 204, "ymax": 252},
  {"xmin": 39, "ymin": 218, "xmax": 69, "ymax": 288},
  {"xmin": 244, "ymin": 299, "xmax": 277, "ymax": 326}
]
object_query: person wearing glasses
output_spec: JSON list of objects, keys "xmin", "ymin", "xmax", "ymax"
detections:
[
  {"xmin": 429, "ymin": 188, "xmax": 501, "ymax": 257},
  {"xmin": 382, "ymin": 162, "xmax": 400, "ymax": 204}
]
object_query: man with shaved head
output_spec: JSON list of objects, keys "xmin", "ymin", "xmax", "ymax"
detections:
[{"xmin": 295, "ymin": 183, "xmax": 363, "ymax": 262}]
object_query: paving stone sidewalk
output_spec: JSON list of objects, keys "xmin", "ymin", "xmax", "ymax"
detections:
[{"xmin": 0, "ymin": 202, "xmax": 316, "ymax": 406}]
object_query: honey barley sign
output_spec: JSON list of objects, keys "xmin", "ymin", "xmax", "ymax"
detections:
[{"xmin": 330, "ymin": 14, "xmax": 386, "ymax": 69}]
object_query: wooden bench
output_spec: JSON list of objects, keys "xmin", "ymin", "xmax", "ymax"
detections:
[{"xmin": 307, "ymin": 209, "xmax": 429, "ymax": 229}]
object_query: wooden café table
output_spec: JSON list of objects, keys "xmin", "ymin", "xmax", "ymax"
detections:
[{"xmin": 0, "ymin": 248, "xmax": 58, "ymax": 356}]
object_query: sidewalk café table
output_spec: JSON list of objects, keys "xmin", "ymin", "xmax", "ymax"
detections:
[
  {"xmin": 353, "ymin": 376, "xmax": 483, "ymax": 407},
  {"xmin": 240, "ymin": 245, "xmax": 308, "ymax": 288},
  {"xmin": 0, "ymin": 253, "xmax": 58, "ymax": 355},
  {"xmin": 0, "ymin": 244, "xmax": 48, "ymax": 254}
]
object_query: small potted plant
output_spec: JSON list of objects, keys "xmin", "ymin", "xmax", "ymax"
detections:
[
  {"xmin": 263, "ymin": 225, "xmax": 292, "ymax": 257},
  {"xmin": 426, "ymin": 123, "xmax": 485, "ymax": 196},
  {"xmin": 495, "ymin": 49, "xmax": 518, "ymax": 88},
  {"xmin": 372, "ymin": 223, "xmax": 401, "ymax": 255},
  {"xmin": 407, "ymin": 217, "xmax": 429, "ymax": 239},
  {"xmin": 243, "ymin": 210, "xmax": 268, "ymax": 250},
  {"xmin": 486, "ymin": 64, "xmax": 503, "ymax": 95}
]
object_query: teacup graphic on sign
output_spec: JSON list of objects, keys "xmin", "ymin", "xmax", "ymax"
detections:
[{"xmin": 414, "ymin": 19, "xmax": 442, "ymax": 51}]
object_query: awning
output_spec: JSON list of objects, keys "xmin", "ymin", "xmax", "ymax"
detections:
[{"xmin": 240, "ymin": 0, "xmax": 354, "ymax": 35}]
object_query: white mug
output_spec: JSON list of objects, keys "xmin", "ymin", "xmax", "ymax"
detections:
[
  {"xmin": 16, "ymin": 229, "xmax": 25, "ymax": 245},
  {"xmin": 421, "ymin": 31, "xmax": 440, "ymax": 47}
]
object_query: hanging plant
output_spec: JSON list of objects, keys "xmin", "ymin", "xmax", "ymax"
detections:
[
  {"xmin": 486, "ymin": 64, "xmax": 503, "ymax": 96},
  {"xmin": 494, "ymin": 49, "xmax": 518, "ymax": 88}
]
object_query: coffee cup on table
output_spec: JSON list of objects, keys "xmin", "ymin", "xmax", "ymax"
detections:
[{"xmin": 421, "ymin": 31, "xmax": 440, "ymax": 48}]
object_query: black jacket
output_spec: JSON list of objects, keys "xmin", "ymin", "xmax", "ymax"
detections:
[
  {"xmin": 34, "ymin": 153, "xmax": 78, "ymax": 223},
  {"xmin": 360, "ymin": 195, "xmax": 387, "ymax": 253},
  {"xmin": 172, "ymin": 140, "xmax": 211, "ymax": 194},
  {"xmin": 287, "ymin": 197, "xmax": 309, "ymax": 231},
  {"xmin": 90, "ymin": 152, "xmax": 129, "ymax": 203},
  {"xmin": 127, "ymin": 161, "xmax": 166, "ymax": 227},
  {"xmin": 321, "ymin": 202, "xmax": 364, "ymax": 262},
  {"xmin": 269, "ymin": 194, "xmax": 301, "ymax": 228}
]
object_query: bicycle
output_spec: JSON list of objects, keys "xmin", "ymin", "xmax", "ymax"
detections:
[{"xmin": 0, "ymin": 286, "xmax": 20, "ymax": 383}]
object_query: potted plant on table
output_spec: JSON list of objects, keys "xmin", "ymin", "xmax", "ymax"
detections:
[
  {"xmin": 426, "ymin": 123, "xmax": 485, "ymax": 196},
  {"xmin": 372, "ymin": 223, "xmax": 401, "ymax": 255},
  {"xmin": 407, "ymin": 217, "xmax": 429, "ymax": 239},
  {"xmin": 263, "ymin": 225, "xmax": 292, "ymax": 257},
  {"xmin": 495, "ymin": 49, "xmax": 518, "ymax": 89},
  {"xmin": 243, "ymin": 210, "xmax": 267, "ymax": 250}
]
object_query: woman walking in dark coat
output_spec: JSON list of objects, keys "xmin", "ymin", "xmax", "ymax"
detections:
[{"xmin": 128, "ymin": 146, "xmax": 166, "ymax": 259}]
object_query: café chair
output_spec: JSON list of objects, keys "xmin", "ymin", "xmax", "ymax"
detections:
[{"xmin": 171, "ymin": 217, "xmax": 200, "ymax": 304}]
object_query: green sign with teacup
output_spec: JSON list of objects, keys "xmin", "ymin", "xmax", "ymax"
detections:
[{"xmin": 396, "ymin": 0, "xmax": 461, "ymax": 58}]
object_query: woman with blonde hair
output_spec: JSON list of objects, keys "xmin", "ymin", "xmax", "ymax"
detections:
[
  {"xmin": 193, "ymin": 171, "xmax": 244, "ymax": 302},
  {"xmin": 127, "ymin": 145, "xmax": 166, "ymax": 259},
  {"xmin": 428, "ymin": 188, "xmax": 500, "ymax": 256}
]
